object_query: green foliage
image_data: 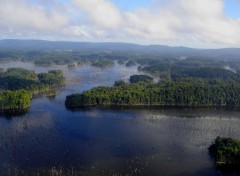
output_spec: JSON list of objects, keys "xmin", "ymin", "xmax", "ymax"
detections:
[
  {"xmin": 29, "ymin": 52, "xmax": 83, "ymax": 66},
  {"xmin": 114, "ymin": 80, "xmax": 126, "ymax": 87},
  {"xmin": 38, "ymin": 70, "xmax": 65, "ymax": 86},
  {"xmin": 171, "ymin": 67, "xmax": 239, "ymax": 81},
  {"xmin": 0, "ymin": 68, "xmax": 65, "ymax": 94},
  {"xmin": 34, "ymin": 59, "xmax": 53, "ymax": 66},
  {"xmin": 5, "ymin": 67, "xmax": 38, "ymax": 80},
  {"xmin": 65, "ymin": 78, "xmax": 240, "ymax": 108},
  {"xmin": 91, "ymin": 58, "xmax": 114, "ymax": 68},
  {"xmin": 140, "ymin": 62, "xmax": 171, "ymax": 75},
  {"xmin": 209, "ymin": 137, "xmax": 240, "ymax": 166},
  {"xmin": 130, "ymin": 75, "xmax": 154, "ymax": 83},
  {"xmin": 0, "ymin": 90, "xmax": 32, "ymax": 111},
  {"xmin": 174, "ymin": 58, "xmax": 223, "ymax": 69}
]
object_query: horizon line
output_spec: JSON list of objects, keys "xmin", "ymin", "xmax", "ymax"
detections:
[{"xmin": 1, "ymin": 38, "xmax": 240, "ymax": 50}]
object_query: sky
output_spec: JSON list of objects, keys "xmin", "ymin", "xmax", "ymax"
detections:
[{"xmin": 0, "ymin": 0, "xmax": 240, "ymax": 48}]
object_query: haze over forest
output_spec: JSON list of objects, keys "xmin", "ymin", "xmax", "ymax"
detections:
[{"xmin": 1, "ymin": 1, "xmax": 240, "ymax": 175}]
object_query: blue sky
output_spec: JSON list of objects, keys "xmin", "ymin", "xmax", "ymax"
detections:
[
  {"xmin": 114, "ymin": 0, "xmax": 240, "ymax": 17},
  {"xmin": 224, "ymin": 0, "xmax": 240, "ymax": 18},
  {"xmin": 113, "ymin": 0, "xmax": 240, "ymax": 19},
  {"xmin": 0, "ymin": 0, "xmax": 240, "ymax": 48},
  {"xmin": 36, "ymin": 0, "xmax": 240, "ymax": 19},
  {"xmin": 112, "ymin": 0, "xmax": 151, "ymax": 11}
]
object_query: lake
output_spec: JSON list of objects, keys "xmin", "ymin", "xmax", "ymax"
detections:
[{"xmin": 0, "ymin": 61, "xmax": 239, "ymax": 176}]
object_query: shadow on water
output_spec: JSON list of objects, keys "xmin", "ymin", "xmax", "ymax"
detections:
[
  {"xmin": 66, "ymin": 105, "xmax": 240, "ymax": 119},
  {"xmin": 0, "ymin": 109, "xmax": 29, "ymax": 119}
]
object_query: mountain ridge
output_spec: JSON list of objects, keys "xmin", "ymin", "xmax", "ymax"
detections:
[{"xmin": 0, "ymin": 39, "xmax": 240, "ymax": 60}]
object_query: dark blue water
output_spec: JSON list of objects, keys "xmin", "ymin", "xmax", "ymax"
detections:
[{"xmin": 0, "ymin": 62, "xmax": 239, "ymax": 175}]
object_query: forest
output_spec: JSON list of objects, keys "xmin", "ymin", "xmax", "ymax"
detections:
[
  {"xmin": 0, "ymin": 68, "xmax": 65, "ymax": 113},
  {"xmin": 0, "ymin": 68, "xmax": 65, "ymax": 94},
  {"xmin": 91, "ymin": 58, "xmax": 115, "ymax": 68},
  {"xmin": 1, "ymin": 40, "xmax": 240, "ymax": 74},
  {"xmin": 0, "ymin": 90, "xmax": 32, "ymax": 113},
  {"xmin": 209, "ymin": 137, "xmax": 240, "ymax": 168},
  {"xmin": 65, "ymin": 76, "xmax": 240, "ymax": 108},
  {"xmin": 2, "ymin": 40, "xmax": 240, "ymax": 112},
  {"xmin": 130, "ymin": 75, "xmax": 153, "ymax": 83}
]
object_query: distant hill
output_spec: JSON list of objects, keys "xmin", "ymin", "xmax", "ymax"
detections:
[
  {"xmin": 0, "ymin": 39, "xmax": 240, "ymax": 60},
  {"xmin": 0, "ymin": 39, "xmax": 193, "ymax": 53}
]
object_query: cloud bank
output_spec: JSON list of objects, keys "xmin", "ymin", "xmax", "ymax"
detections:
[{"xmin": 0, "ymin": 0, "xmax": 239, "ymax": 47}]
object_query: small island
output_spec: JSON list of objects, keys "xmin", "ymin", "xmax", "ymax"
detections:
[
  {"xmin": 91, "ymin": 58, "xmax": 114, "ymax": 69},
  {"xmin": 209, "ymin": 137, "xmax": 240, "ymax": 168}
]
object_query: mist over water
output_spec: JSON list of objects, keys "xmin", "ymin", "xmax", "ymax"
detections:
[{"xmin": 0, "ymin": 61, "xmax": 239, "ymax": 175}]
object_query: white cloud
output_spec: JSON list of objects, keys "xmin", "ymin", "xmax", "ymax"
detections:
[
  {"xmin": 70, "ymin": 0, "xmax": 240, "ymax": 46},
  {"xmin": 0, "ymin": 0, "xmax": 67, "ymax": 32},
  {"xmin": 62, "ymin": 26, "xmax": 90, "ymax": 37},
  {"xmin": 120, "ymin": 0, "xmax": 240, "ymax": 46},
  {"xmin": 124, "ymin": 8, "xmax": 182, "ymax": 41},
  {"xmin": 0, "ymin": 0, "xmax": 240, "ymax": 47},
  {"xmin": 178, "ymin": 0, "xmax": 240, "ymax": 45},
  {"xmin": 73, "ymin": 0, "xmax": 123, "ymax": 29}
]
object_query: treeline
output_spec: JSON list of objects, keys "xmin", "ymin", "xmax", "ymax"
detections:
[
  {"xmin": 91, "ymin": 58, "xmax": 115, "ymax": 68},
  {"xmin": 0, "ymin": 90, "xmax": 32, "ymax": 113},
  {"xmin": 138, "ymin": 58, "xmax": 240, "ymax": 80},
  {"xmin": 0, "ymin": 68, "xmax": 65, "ymax": 94},
  {"xmin": 65, "ymin": 78, "xmax": 240, "ymax": 108},
  {"xmin": 0, "ymin": 49, "xmax": 128, "ymax": 66},
  {"xmin": 171, "ymin": 67, "xmax": 240, "ymax": 81},
  {"xmin": 130, "ymin": 75, "xmax": 153, "ymax": 83},
  {"xmin": 209, "ymin": 137, "xmax": 240, "ymax": 167},
  {"xmin": 1, "ymin": 48, "xmax": 240, "ymax": 75}
]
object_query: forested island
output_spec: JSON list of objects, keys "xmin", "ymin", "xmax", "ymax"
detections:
[
  {"xmin": 209, "ymin": 137, "xmax": 240, "ymax": 168},
  {"xmin": 0, "ymin": 68, "xmax": 65, "ymax": 95},
  {"xmin": 65, "ymin": 71, "xmax": 240, "ymax": 108},
  {"xmin": 91, "ymin": 58, "xmax": 114, "ymax": 68},
  {"xmin": 0, "ymin": 68, "xmax": 65, "ymax": 114}
]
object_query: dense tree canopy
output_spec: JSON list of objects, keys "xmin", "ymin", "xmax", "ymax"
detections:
[
  {"xmin": 4, "ymin": 68, "xmax": 38, "ymax": 80},
  {"xmin": 0, "ymin": 68, "xmax": 65, "ymax": 94},
  {"xmin": 0, "ymin": 68, "xmax": 65, "ymax": 113},
  {"xmin": 139, "ymin": 62, "xmax": 171, "ymax": 75},
  {"xmin": 209, "ymin": 137, "xmax": 240, "ymax": 167},
  {"xmin": 38, "ymin": 70, "xmax": 65, "ymax": 86},
  {"xmin": 91, "ymin": 58, "xmax": 114, "ymax": 68},
  {"xmin": 65, "ymin": 78, "xmax": 240, "ymax": 108},
  {"xmin": 130, "ymin": 75, "xmax": 154, "ymax": 83},
  {"xmin": 0, "ymin": 90, "xmax": 32, "ymax": 112},
  {"xmin": 171, "ymin": 67, "xmax": 240, "ymax": 81},
  {"xmin": 114, "ymin": 80, "xmax": 127, "ymax": 87}
]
